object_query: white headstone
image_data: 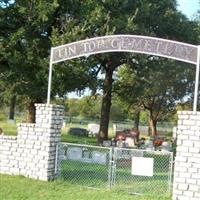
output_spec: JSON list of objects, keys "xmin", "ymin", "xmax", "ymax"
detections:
[
  {"xmin": 67, "ymin": 147, "xmax": 82, "ymax": 160},
  {"xmin": 88, "ymin": 124, "xmax": 99, "ymax": 136},
  {"xmin": 161, "ymin": 141, "xmax": 171, "ymax": 152},
  {"xmin": 92, "ymin": 151, "xmax": 107, "ymax": 165},
  {"xmin": 103, "ymin": 140, "xmax": 111, "ymax": 147},
  {"xmin": 125, "ymin": 137, "xmax": 136, "ymax": 148}
]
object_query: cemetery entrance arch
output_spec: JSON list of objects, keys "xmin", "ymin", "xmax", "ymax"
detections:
[{"xmin": 47, "ymin": 35, "xmax": 200, "ymax": 111}]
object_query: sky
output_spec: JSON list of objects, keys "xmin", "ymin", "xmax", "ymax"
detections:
[
  {"xmin": 177, "ymin": 0, "xmax": 199, "ymax": 18},
  {"xmin": 68, "ymin": 0, "xmax": 199, "ymax": 99}
]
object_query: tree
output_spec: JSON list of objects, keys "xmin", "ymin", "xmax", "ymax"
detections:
[
  {"xmin": 50, "ymin": 0, "xmax": 199, "ymax": 143},
  {"xmin": 110, "ymin": 97, "xmax": 128, "ymax": 121},
  {"xmin": 1, "ymin": 0, "xmax": 198, "ymax": 141},
  {"xmin": 114, "ymin": 57, "xmax": 195, "ymax": 136},
  {"xmin": 65, "ymin": 98, "xmax": 80, "ymax": 118},
  {"xmin": 0, "ymin": 0, "xmax": 98, "ymax": 122},
  {"xmin": 49, "ymin": 0, "xmax": 133, "ymax": 142},
  {"xmin": 93, "ymin": 0, "xmax": 199, "ymax": 142},
  {"xmin": 76, "ymin": 96, "xmax": 101, "ymax": 119},
  {"xmin": 0, "ymin": 0, "xmax": 60, "ymax": 122},
  {"xmin": 79, "ymin": 0, "xmax": 142, "ymax": 143}
]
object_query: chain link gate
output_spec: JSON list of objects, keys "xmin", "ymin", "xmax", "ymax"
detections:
[
  {"xmin": 57, "ymin": 143, "xmax": 173, "ymax": 195},
  {"xmin": 112, "ymin": 148, "xmax": 173, "ymax": 195},
  {"xmin": 58, "ymin": 143, "xmax": 113, "ymax": 188}
]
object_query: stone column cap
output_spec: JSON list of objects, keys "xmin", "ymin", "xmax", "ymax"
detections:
[{"xmin": 177, "ymin": 110, "xmax": 200, "ymax": 115}]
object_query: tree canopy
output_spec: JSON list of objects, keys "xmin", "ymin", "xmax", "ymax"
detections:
[{"xmin": 0, "ymin": 0, "xmax": 199, "ymax": 141}]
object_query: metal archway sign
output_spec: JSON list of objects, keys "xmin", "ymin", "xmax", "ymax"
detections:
[{"xmin": 47, "ymin": 35, "xmax": 200, "ymax": 111}]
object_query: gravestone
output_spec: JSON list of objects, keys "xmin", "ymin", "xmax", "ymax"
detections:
[
  {"xmin": 88, "ymin": 124, "xmax": 99, "ymax": 137},
  {"xmin": 67, "ymin": 147, "xmax": 82, "ymax": 160},
  {"xmin": 92, "ymin": 151, "xmax": 107, "ymax": 165}
]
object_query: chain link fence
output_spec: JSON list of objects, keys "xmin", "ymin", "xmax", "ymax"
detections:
[
  {"xmin": 58, "ymin": 143, "xmax": 113, "ymax": 188},
  {"xmin": 113, "ymin": 148, "xmax": 173, "ymax": 195},
  {"xmin": 57, "ymin": 143, "xmax": 173, "ymax": 195}
]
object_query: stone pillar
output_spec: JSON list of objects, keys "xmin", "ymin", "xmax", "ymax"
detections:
[
  {"xmin": 0, "ymin": 104, "xmax": 64, "ymax": 181},
  {"xmin": 34, "ymin": 104, "xmax": 64, "ymax": 180},
  {"xmin": 173, "ymin": 111, "xmax": 200, "ymax": 200}
]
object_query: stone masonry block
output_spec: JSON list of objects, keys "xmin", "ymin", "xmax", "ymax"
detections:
[
  {"xmin": 181, "ymin": 129, "xmax": 196, "ymax": 135},
  {"xmin": 179, "ymin": 135, "xmax": 189, "ymax": 140},
  {"xmin": 173, "ymin": 189, "xmax": 183, "ymax": 195},
  {"xmin": 177, "ymin": 125, "xmax": 189, "ymax": 131},
  {"xmin": 189, "ymin": 185, "xmax": 199, "ymax": 192},
  {"xmin": 187, "ymin": 179, "xmax": 197, "ymax": 184},
  {"xmin": 178, "ymin": 184, "xmax": 189, "ymax": 191},
  {"xmin": 189, "ymin": 135, "xmax": 200, "ymax": 140},
  {"xmin": 183, "ymin": 191, "xmax": 194, "ymax": 197},
  {"xmin": 182, "ymin": 140, "xmax": 194, "ymax": 147},
  {"xmin": 1, "ymin": 103, "xmax": 63, "ymax": 182},
  {"xmin": 188, "ymin": 167, "xmax": 198, "ymax": 173},
  {"xmin": 190, "ymin": 115, "xmax": 200, "ymax": 120},
  {"xmin": 177, "ymin": 146, "xmax": 189, "ymax": 153},
  {"xmin": 191, "ymin": 126, "xmax": 200, "ymax": 131},
  {"xmin": 189, "ymin": 148, "xmax": 200, "ymax": 153},
  {"xmin": 191, "ymin": 173, "xmax": 200, "ymax": 179},
  {"xmin": 182, "ymin": 120, "xmax": 196, "ymax": 126},
  {"xmin": 188, "ymin": 157, "xmax": 200, "ymax": 164},
  {"xmin": 175, "ymin": 166, "xmax": 187, "ymax": 172},
  {"xmin": 179, "ymin": 172, "xmax": 191, "ymax": 178},
  {"xmin": 193, "ymin": 163, "xmax": 200, "ymax": 169},
  {"xmin": 194, "ymin": 192, "xmax": 200, "ymax": 198},
  {"xmin": 193, "ymin": 141, "xmax": 200, "ymax": 147},
  {"xmin": 176, "ymin": 156, "xmax": 188, "ymax": 162},
  {"xmin": 179, "ymin": 162, "xmax": 192, "ymax": 168}
]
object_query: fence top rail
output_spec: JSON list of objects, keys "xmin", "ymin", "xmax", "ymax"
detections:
[
  {"xmin": 61, "ymin": 142, "xmax": 173, "ymax": 155},
  {"xmin": 61, "ymin": 142, "xmax": 113, "ymax": 150}
]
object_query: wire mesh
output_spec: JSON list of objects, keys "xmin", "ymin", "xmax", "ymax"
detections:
[
  {"xmin": 113, "ymin": 148, "xmax": 173, "ymax": 195},
  {"xmin": 58, "ymin": 143, "xmax": 112, "ymax": 189},
  {"xmin": 58, "ymin": 143, "xmax": 173, "ymax": 195}
]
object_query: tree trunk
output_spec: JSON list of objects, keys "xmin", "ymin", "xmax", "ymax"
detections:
[
  {"xmin": 98, "ymin": 69, "xmax": 114, "ymax": 144},
  {"xmin": 9, "ymin": 95, "xmax": 16, "ymax": 120},
  {"xmin": 148, "ymin": 126, "xmax": 151, "ymax": 136},
  {"xmin": 149, "ymin": 112, "xmax": 157, "ymax": 137},
  {"xmin": 134, "ymin": 110, "xmax": 140, "ymax": 141},
  {"xmin": 27, "ymin": 101, "xmax": 36, "ymax": 123}
]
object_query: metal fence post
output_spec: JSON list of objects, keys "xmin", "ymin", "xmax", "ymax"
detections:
[
  {"xmin": 108, "ymin": 148, "xmax": 113, "ymax": 189},
  {"xmin": 111, "ymin": 148, "xmax": 117, "ymax": 188},
  {"xmin": 54, "ymin": 143, "xmax": 59, "ymax": 176},
  {"xmin": 168, "ymin": 152, "xmax": 174, "ymax": 193}
]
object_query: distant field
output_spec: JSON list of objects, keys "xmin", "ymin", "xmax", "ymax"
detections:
[
  {"xmin": 0, "ymin": 111, "xmax": 173, "ymax": 142},
  {"xmin": 1, "ymin": 122, "xmax": 172, "ymax": 145},
  {"xmin": 0, "ymin": 112, "xmax": 24, "ymax": 135},
  {"xmin": 0, "ymin": 175, "xmax": 171, "ymax": 200},
  {"xmin": 0, "ymin": 112, "xmax": 18, "ymax": 136}
]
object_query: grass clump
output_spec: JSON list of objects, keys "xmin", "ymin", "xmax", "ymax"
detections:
[{"xmin": 0, "ymin": 175, "xmax": 171, "ymax": 200}]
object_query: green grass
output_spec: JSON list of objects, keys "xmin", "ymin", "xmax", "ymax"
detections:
[
  {"xmin": 59, "ymin": 152, "xmax": 172, "ymax": 195},
  {"xmin": 61, "ymin": 134, "xmax": 97, "ymax": 145},
  {"xmin": 0, "ymin": 112, "xmax": 23, "ymax": 136},
  {"xmin": 0, "ymin": 121, "xmax": 18, "ymax": 136},
  {"xmin": 61, "ymin": 124, "xmax": 114, "ymax": 145},
  {"xmin": 0, "ymin": 175, "xmax": 171, "ymax": 200},
  {"xmin": 60, "ymin": 160, "xmax": 109, "ymax": 188},
  {"xmin": 0, "ymin": 115, "xmax": 172, "ymax": 199}
]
